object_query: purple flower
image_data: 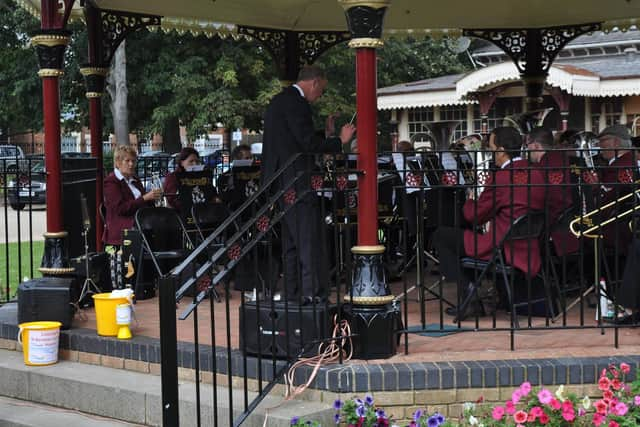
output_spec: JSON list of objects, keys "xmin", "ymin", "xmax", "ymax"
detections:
[
  {"xmin": 356, "ymin": 405, "xmax": 366, "ymax": 417},
  {"xmin": 427, "ymin": 415, "xmax": 439, "ymax": 427},
  {"xmin": 365, "ymin": 394, "xmax": 374, "ymax": 406},
  {"xmin": 434, "ymin": 412, "xmax": 444, "ymax": 424},
  {"xmin": 413, "ymin": 409, "xmax": 423, "ymax": 421},
  {"xmin": 290, "ymin": 416, "xmax": 299, "ymax": 425},
  {"xmin": 333, "ymin": 399, "xmax": 343, "ymax": 410},
  {"xmin": 376, "ymin": 409, "xmax": 387, "ymax": 418},
  {"xmin": 333, "ymin": 413, "xmax": 340, "ymax": 424},
  {"xmin": 355, "ymin": 398, "xmax": 364, "ymax": 407}
]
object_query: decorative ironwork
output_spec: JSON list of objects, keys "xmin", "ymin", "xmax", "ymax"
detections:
[
  {"xmin": 238, "ymin": 26, "xmax": 350, "ymax": 80},
  {"xmin": 31, "ymin": 30, "xmax": 71, "ymax": 75},
  {"xmin": 464, "ymin": 23, "xmax": 601, "ymax": 75},
  {"xmin": 101, "ymin": 9, "xmax": 161, "ymax": 66},
  {"xmin": 344, "ymin": 6, "xmax": 387, "ymax": 40},
  {"xmin": 80, "ymin": 67, "xmax": 109, "ymax": 97},
  {"xmin": 348, "ymin": 250, "xmax": 394, "ymax": 306}
]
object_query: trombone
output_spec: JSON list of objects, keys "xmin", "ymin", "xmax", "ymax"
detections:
[{"xmin": 569, "ymin": 186, "xmax": 640, "ymax": 238}]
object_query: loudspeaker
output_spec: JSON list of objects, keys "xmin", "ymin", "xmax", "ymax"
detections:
[
  {"xmin": 18, "ymin": 277, "xmax": 76, "ymax": 330},
  {"xmin": 239, "ymin": 301, "xmax": 334, "ymax": 358}
]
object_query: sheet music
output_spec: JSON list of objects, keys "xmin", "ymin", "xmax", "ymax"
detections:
[{"xmin": 231, "ymin": 159, "xmax": 253, "ymax": 167}]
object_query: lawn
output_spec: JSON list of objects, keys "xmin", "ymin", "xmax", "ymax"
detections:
[{"xmin": 0, "ymin": 240, "xmax": 43, "ymax": 301}]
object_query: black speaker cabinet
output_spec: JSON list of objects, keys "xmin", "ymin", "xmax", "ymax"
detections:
[
  {"xmin": 239, "ymin": 301, "xmax": 334, "ymax": 359},
  {"xmin": 18, "ymin": 277, "xmax": 76, "ymax": 330}
]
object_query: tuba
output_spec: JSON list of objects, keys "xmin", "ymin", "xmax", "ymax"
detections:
[{"xmin": 503, "ymin": 107, "xmax": 554, "ymax": 135}]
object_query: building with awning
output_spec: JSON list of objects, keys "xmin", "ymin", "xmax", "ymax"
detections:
[{"xmin": 379, "ymin": 29, "xmax": 640, "ymax": 142}]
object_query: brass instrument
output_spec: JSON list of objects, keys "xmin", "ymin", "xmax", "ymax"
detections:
[
  {"xmin": 503, "ymin": 107, "xmax": 554, "ymax": 135},
  {"xmin": 571, "ymin": 131, "xmax": 599, "ymax": 170},
  {"xmin": 151, "ymin": 172, "xmax": 168, "ymax": 208},
  {"xmin": 569, "ymin": 186, "xmax": 640, "ymax": 238}
]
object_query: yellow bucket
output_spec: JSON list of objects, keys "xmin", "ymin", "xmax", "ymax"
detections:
[
  {"xmin": 92, "ymin": 293, "xmax": 132, "ymax": 336},
  {"xmin": 17, "ymin": 321, "xmax": 62, "ymax": 366}
]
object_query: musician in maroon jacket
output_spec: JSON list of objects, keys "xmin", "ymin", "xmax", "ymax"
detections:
[
  {"xmin": 597, "ymin": 124, "xmax": 637, "ymax": 253},
  {"xmin": 103, "ymin": 145, "xmax": 162, "ymax": 246},
  {"xmin": 433, "ymin": 127, "xmax": 546, "ymax": 318},
  {"xmin": 525, "ymin": 127, "xmax": 579, "ymax": 256}
]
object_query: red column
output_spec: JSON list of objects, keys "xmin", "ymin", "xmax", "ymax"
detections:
[
  {"xmin": 89, "ymin": 98, "xmax": 104, "ymax": 250},
  {"xmin": 42, "ymin": 79, "xmax": 63, "ymax": 232},
  {"xmin": 355, "ymin": 48, "xmax": 378, "ymax": 246}
]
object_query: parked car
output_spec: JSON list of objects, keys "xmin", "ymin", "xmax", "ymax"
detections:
[
  {"xmin": 0, "ymin": 145, "xmax": 25, "ymax": 173},
  {"xmin": 7, "ymin": 152, "xmax": 91, "ymax": 210}
]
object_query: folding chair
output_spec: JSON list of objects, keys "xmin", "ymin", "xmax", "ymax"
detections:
[
  {"xmin": 457, "ymin": 210, "xmax": 557, "ymax": 327},
  {"xmin": 134, "ymin": 207, "xmax": 195, "ymax": 298},
  {"xmin": 191, "ymin": 202, "xmax": 237, "ymax": 302}
]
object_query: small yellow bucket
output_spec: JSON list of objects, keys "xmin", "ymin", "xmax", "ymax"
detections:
[
  {"xmin": 92, "ymin": 293, "xmax": 132, "ymax": 336},
  {"xmin": 17, "ymin": 321, "xmax": 62, "ymax": 366}
]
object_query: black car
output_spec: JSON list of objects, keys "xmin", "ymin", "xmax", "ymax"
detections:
[{"xmin": 7, "ymin": 152, "xmax": 90, "ymax": 210}]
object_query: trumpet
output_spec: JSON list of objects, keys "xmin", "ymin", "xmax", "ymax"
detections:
[
  {"xmin": 150, "ymin": 172, "xmax": 168, "ymax": 208},
  {"xmin": 569, "ymin": 185, "xmax": 640, "ymax": 238}
]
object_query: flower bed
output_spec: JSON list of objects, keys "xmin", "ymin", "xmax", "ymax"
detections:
[{"xmin": 290, "ymin": 363, "xmax": 640, "ymax": 427}]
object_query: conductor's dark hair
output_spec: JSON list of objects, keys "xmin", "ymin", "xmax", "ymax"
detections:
[
  {"xmin": 527, "ymin": 127, "xmax": 554, "ymax": 148},
  {"xmin": 297, "ymin": 65, "xmax": 327, "ymax": 82},
  {"xmin": 491, "ymin": 126, "xmax": 523, "ymax": 158}
]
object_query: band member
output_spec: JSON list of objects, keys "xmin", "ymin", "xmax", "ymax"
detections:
[
  {"xmin": 261, "ymin": 65, "xmax": 355, "ymax": 304},
  {"xmin": 596, "ymin": 125, "xmax": 637, "ymax": 253},
  {"xmin": 103, "ymin": 145, "xmax": 161, "ymax": 247},
  {"xmin": 433, "ymin": 127, "xmax": 546, "ymax": 319},
  {"xmin": 525, "ymin": 127, "xmax": 579, "ymax": 256},
  {"xmin": 163, "ymin": 147, "xmax": 219, "ymax": 211}
]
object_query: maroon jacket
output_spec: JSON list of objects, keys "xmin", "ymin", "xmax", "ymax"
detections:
[
  {"xmin": 463, "ymin": 158, "xmax": 546, "ymax": 276},
  {"xmin": 103, "ymin": 171, "xmax": 153, "ymax": 245},
  {"xmin": 599, "ymin": 151, "xmax": 637, "ymax": 251},
  {"xmin": 539, "ymin": 150, "xmax": 579, "ymax": 256}
]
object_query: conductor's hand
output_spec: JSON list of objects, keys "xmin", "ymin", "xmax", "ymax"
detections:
[
  {"xmin": 143, "ymin": 188, "xmax": 162, "ymax": 202},
  {"xmin": 339, "ymin": 123, "xmax": 356, "ymax": 144}
]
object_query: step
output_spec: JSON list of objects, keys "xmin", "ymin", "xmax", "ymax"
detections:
[
  {"xmin": 0, "ymin": 396, "xmax": 143, "ymax": 427},
  {"xmin": 0, "ymin": 349, "xmax": 334, "ymax": 427}
]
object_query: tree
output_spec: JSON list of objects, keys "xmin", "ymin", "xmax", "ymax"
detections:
[
  {"xmin": 106, "ymin": 41, "xmax": 129, "ymax": 145},
  {"xmin": 0, "ymin": 0, "xmax": 42, "ymax": 136}
]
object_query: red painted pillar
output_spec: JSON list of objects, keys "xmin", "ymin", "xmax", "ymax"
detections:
[
  {"xmin": 32, "ymin": 0, "xmax": 74, "ymax": 273},
  {"xmin": 355, "ymin": 48, "xmax": 378, "ymax": 246},
  {"xmin": 42, "ymin": 77, "xmax": 63, "ymax": 232}
]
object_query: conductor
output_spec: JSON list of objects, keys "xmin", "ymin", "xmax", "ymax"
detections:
[{"xmin": 262, "ymin": 65, "xmax": 356, "ymax": 304}]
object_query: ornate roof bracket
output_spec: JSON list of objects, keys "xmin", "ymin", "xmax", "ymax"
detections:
[
  {"xmin": 82, "ymin": 2, "xmax": 161, "ymax": 68},
  {"xmin": 238, "ymin": 26, "xmax": 350, "ymax": 82},
  {"xmin": 464, "ymin": 23, "xmax": 601, "ymax": 110}
]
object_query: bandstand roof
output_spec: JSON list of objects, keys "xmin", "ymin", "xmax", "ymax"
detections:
[{"xmin": 16, "ymin": 0, "xmax": 640, "ymax": 38}]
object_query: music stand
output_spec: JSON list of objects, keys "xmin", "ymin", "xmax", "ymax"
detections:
[{"xmin": 73, "ymin": 194, "xmax": 102, "ymax": 316}]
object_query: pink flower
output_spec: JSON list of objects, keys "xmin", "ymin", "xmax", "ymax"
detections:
[
  {"xmin": 562, "ymin": 409, "xmax": 575, "ymax": 421},
  {"xmin": 530, "ymin": 406, "xmax": 543, "ymax": 417},
  {"xmin": 538, "ymin": 389, "xmax": 553, "ymax": 404},
  {"xmin": 539, "ymin": 412, "xmax": 550, "ymax": 424},
  {"xmin": 512, "ymin": 389, "xmax": 523, "ymax": 404},
  {"xmin": 603, "ymin": 390, "xmax": 614, "ymax": 400},
  {"xmin": 527, "ymin": 412, "xmax": 536, "ymax": 422},
  {"xmin": 562, "ymin": 400, "xmax": 574, "ymax": 412},
  {"xmin": 599, "ymin": 377, "xmax": 611, "ymax": 391},
  {"xmin": 613, "ymin": 402, "xmax": 628, "ymax": 416},
  {"xmin": 611, "ymin": 378, "xmax": 622, "ymax": 390},
  {"xmin": 550, "ymin": 398, "xmax": 562, "ymax": 410},
  {"xmin": 595, "ymin": 400, "xmax": 608, "ymax": 415},
  {"xmin": 491, "ymin": 406, "xmax": 505, "ymax": 420},
  {"xmin": 620, "ymin": 363, "xmax": 631, "ymax": 374},
  {"xmin": 520, "ymin": 381, "xmax": 532, "ymax": 395},
  {"xmin": 609, "ymin": 421, "xmax": 619, "ymax": 427},
  {"xmin": 513, "ymin": 410, "xmax": 528, "ymax": 424},
  {"xmin": 634, "ymin": 395, "xmax": 640, "ymax": 406},
  {"xmin": 593, "ymin": 413, "xmax": 605, "ymax": 426},
  {"xmin": 505, "ymin": 400, "xmax": 516, "ymax": 415}
]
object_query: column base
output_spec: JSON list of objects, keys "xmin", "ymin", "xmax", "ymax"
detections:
[
  {"xmin": 343, "ymin": 245, "xmax": 400, "ymax": 359},
  {"xmin": 39, "ymin": 232, "xmax": 74, "ymax": 275}
]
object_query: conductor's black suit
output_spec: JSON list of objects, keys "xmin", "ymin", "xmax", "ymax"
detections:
[{"xmin": 262, "ymin": 85, "xmax": 342, "ymax": 300}]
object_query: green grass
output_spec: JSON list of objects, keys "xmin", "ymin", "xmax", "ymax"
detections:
[{"xmin": 0, "ymin": 240, "xmax": 44, "ymax": 301}]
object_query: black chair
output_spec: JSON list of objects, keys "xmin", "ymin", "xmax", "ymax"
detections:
[
  {"xmin": 134, "ymin": 207, "xmax": 194, "ymax": 298},
  {"xmin": 191, "ymin": 202, "xmax": 238, "ymax": 302},
  {"xmin": 457, "ymin": 210, "xmax": 557, "ymax": 327}
]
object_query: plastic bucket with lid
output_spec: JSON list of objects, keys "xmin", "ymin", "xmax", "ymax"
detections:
[
  {"xmin": 17, "ymin": 321, "xmax": 62, "ymax": 366},
  {"xmin": 92, "ymin": 292, "xmax": 132, "ymax": 336}
]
